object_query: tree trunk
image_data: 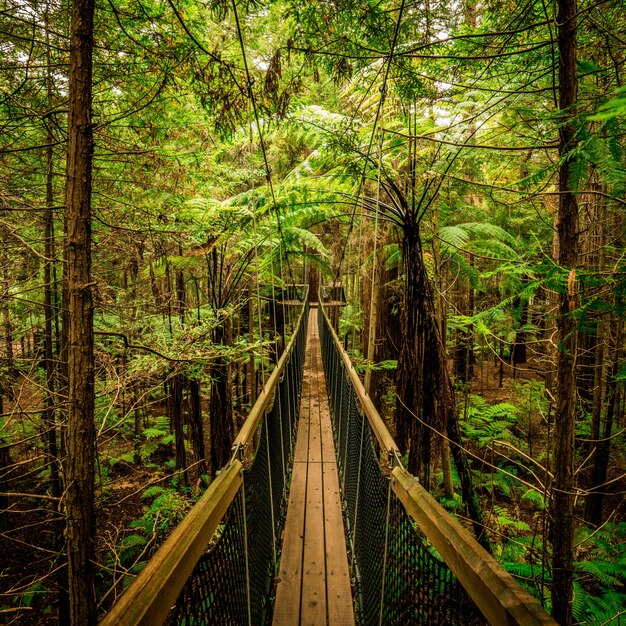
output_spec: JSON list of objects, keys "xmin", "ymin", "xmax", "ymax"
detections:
[
  {"xmin": 44, "ymin": 41, "xmax": 70, "ymax": 618},
  {"xmin": 454, "ymin": 255, "xmax": 475, "ymax": 383},
  {"xmin": 550, "ymin": 0, "xmax": 579, "ymax": 622},
  {"xmin": 63, "ymin": 0, "xmax": 96, "ymax": 621},
  {"xmin": 248, "ymin": 295, "xmax": 256, "ymax": 404},
  {"xmin": 395, "ymin": 225, "xmax": 424, "ymax": 473},
  {"xmin": 364, "ymin": 246, "xmax": 383, "ymax": 396},
  {"xmin": 169, "ymin": 373, "xmax": 188, "ymax": 485},
  {"xmin": 189, "ymin": 379, "xmax": 207, "ymax": 479},
  {"xmin": 210, "ymin": 321, "xmax": 234, "ymax": 476},
  {"xmin": 511, "ymin": 284, "xmax": 530, "ymax": 366},
  {"xmin": 396, "ymin": 223, "xmax": 491, "ymax": 551},
  {"xmin": 584, "ymin": 320, "xmax": 621, "ymax": 524},
  {"xmin": 0, "ymin": 440, "xmax": 9, "ymax": 531},
  {"xmin": 1, "ymin": 243, "xmax": 15, "ymax": 394}
]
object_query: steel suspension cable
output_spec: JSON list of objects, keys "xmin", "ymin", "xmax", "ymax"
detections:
[
  {"xmin": 364, "ymin": 130, "xmax": 383, "ymax": 395},
  {"xmin": 242, "ymin": 477, "xmax": 253, "ymax": 626},
  {"xmin": 334, "ymin": 0, "xmax": 407, "ymax": 284},
  {"xmin": 378, "ymin": 477, "xmax": 392, "ymax": 626},
  {"xmin": 230, "ymin": 0, "xmax": 295, "ymax": 286}
]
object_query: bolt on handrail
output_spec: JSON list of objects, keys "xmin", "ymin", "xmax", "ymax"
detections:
[
  {"xmin": 318, "ymin": 298, "xmax": 556, "ymax": 626},
  {"xmin": 100, "ymin": 289, "xmax": 309, "ymax": 626}
]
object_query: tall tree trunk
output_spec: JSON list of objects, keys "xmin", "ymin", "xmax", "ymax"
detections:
[
  {"xmin": 584, "ymin": 319, "xmax": 621, "ymax": 524},
  {"xmin": 63, "ymin": 0, "xmax": 96, "ymax": 622},
  {"xmin": 395, "ymin": 225, "xmax": 424, "ymax": 471},
  {"xmin": 189, "ymin": 379, "xmax": 207, "ymax": 479},
  {"xmin": 453, "ymin": 255, "xmax": 475, "ymax": 383},
  {"xmin": 210, "ymin": 321, "xmax": 234, "ymax": 476},
  {"xmin": 396, "ymin": 223, "xmax": 491, "ymax": 551},
  {"xmin": 0, "ymin": 440, "xmax": 9, "ymax": 531},
  {"xmin": 364, "ymin": 245, "xmax": 383, "ymax": 396},
  {"xmin": 169, "ymin": 373, "xmax": 188, "ymax": 485},
  {"xmin": 247, "ymin": 295, "xmax": 256, "ymax": 404},
  {"xmin": 511, "ymin": 282, "xmax": 530, "ymax": 367},
  {"xmin": 44, "ymin": 42, "xmax": 69, "ymax": 619},
  {"xmin": 550, "ymin": 0, "xmax": 579, "ymax": 622},
  {"xmin": 1, "ymin": 245, "xmax": 15, "ymax": 395}
]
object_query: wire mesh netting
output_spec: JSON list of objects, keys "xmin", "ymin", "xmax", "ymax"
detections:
[
  {"xmin": 319, "ymin": 309, "xmax": 487, "ymax": 626},
  {"xmin": 169, "ymin": 301, "xmax": 309, "ymax": 625}
]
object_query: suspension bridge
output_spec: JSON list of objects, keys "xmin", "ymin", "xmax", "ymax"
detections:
[{"xmin": 100, "ymin": 293, "xmax": 557, "ymax": 626}]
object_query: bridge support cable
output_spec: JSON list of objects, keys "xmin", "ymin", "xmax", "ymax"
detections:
[
  {"xmin": 378, "ymin": 478, "xmax": 392, "ymax": 626},
  {"xmin": 318, "ymin": 299, "xmax": 557, "ymax": 626},
  {"xmin": 100, "ymin": 295, "xmax": 309, "ymax": 626}
]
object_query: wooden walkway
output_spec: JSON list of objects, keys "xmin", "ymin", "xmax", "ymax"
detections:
[{"xmin": 273, "ymin": 308, "xmax": 355, "ymax": 626}]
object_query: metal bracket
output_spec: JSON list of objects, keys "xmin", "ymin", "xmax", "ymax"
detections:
[
  {"xmin": 230, "ymin": 442, "xmax": 244, "ymax": 463},
  {"xmin": 390, "ymin": 449, "xmax": 404, "ymax": 470}
]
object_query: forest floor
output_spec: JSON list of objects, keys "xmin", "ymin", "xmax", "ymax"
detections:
[{"xmin": 1, "ymin": 354, "xmax": 625, "ymax": 623}]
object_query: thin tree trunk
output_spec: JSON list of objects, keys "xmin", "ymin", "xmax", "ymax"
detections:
[
  {"xmin": 1, "ymin": 244, "xmax": 15, "ymax": 392},
  {"xmin": 0, "ymin": 440, "xmax": 9, "ymax": 531},
  {"xmin": 550, "ymin": 0, "xmax": 579, "ymax": 621},
  {"xmin": 189, "ymin": 379, "xmax": 207, "ymax": 479},
  {"xmin": 44, "ymin": 28, "xmax": 69, "ymax": 616},
  {"xmin": 584, "ymin": 320, "xmax": 621, "ymax": 524},
  {"xmin": 364, "ymin": 248, "xmax": 382, "ymax": 396},
  {"xmin": 63, "ymin": 0, "xmax": 96, "ymax": 621},
  {"xmin": 210, "ymin": 321, "xmax": 234, "ymax": 476},
  {"xmin": 169, "ymin": 373, "xmax": 188, "ymax": 485},
  {"xmin": 248, "ymin": 295, "xmax": 256, "ymax": 403}
]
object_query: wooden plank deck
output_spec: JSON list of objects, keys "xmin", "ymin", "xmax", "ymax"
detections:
[{"xmin": 273, "ymin": 308, "xmax": 355, "ymax": 626}]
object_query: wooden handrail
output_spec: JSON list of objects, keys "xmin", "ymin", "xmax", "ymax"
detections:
[
  {"xmin": 234, "ymin": 286, "xmax": 308, "ymax": 450},
  {"xmin": 101, "ymin": 291, "xmax": 309, "ymax": 626},
  {"xmin": 99, "ymin": 460, "xmax": 243, "ymax": 626},
  {"xmin": 319, "ymin": 297, "xmax": 557, "ymax": 626},
  {"xmin": 392, "ymin": 468, "xmax": 556, "ymax": 626},
  {"xmin": 319, "ymin": 299, "xmax": 399, "ymax": 459}
]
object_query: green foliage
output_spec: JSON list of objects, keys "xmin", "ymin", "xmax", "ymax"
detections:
[
  {"xmin": 590, "ymin": 86, "xmax": 626, "ymax": 121},
  {"xmin": 339, "ymin": 304, "xmax": 362, "ymax": 342},
  {"xmin": 354, "ymin": 359, "xmax": 398, "ymax": 374},
  {"xmin": 114, "ymin": 484, "xmax": 194, "ymax": 573},
  {"xmin": 461, "ymin": 395, "xmax": 519, "ymax": 448},
  {"xmin": 571, "ymin": 523, "xmax": 626, "ymax": 625},
  {"xmin": 521, "ymin": 488, "xmax": 546, "ymax": 511}
]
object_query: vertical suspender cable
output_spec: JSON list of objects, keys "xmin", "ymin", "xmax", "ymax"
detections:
[
  {"xmin": 242, "ymin": 478, "xmax": 253, "ymax": 626},
  {"xmin": 350, "ymin": 408, "xmax": 367, "ymax": 573},
  {"xmin": 231, "ymin": 0, "xmax": 293, "ymax": 499},
  {"xmin": 265, "ymin": 407, "xmax": 278, "ymax": 571},
  {"xmin": 378, "ymin": 478, "xmax": 392, "ymax": 626},
  {"xmin": 364, "ymin": 130, "xmax": 383, "ymax": 396}
]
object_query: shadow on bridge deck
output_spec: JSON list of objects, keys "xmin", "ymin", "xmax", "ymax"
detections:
[{"xmin": 273, "ymin": 309, "xmax": 355, "ymax": 626}]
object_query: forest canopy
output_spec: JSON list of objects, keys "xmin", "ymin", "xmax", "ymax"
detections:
[{"xmin": 1, "ymin": 0, "xmax": 625, "ymax": 624}]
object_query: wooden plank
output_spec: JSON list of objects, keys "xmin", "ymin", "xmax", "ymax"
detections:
[
  {"xmin": 307, "ymin": 320, "xmax": 323, "ymax": 465},
  {"xmin": 318, "ymin": 385, "xmax": 336, "ymax": 462},
  {"xmin": 322, "ymin": 461, "xmax": 355, "ymax": 626},
  {"xmin": 100, "ymin": 461, "xmax": 243, "ymax": 626},
  {"xmin": 391, "ymin": 467, "xmax": 557, "ymax": 626},
  {"xmin": 301, "ymin": 312, "xmax": 326, "ymax": 622},
  {"xmin": 316, "ymin": 313, "xmax": 354, "ymax": 626},
  {"xmin": 273, "ymin": 465, "xmax": 307, "ymax": 625},
  {"xmin": 301, "ymin": 455, "xmax": 326, "ymax": 625},
  {"xmin": 274, "ymin": 308, "xmax": 354, "ymax": 626},
  {"xmin": 307, "ymin": 403, "xmax": 323, "ymax": 464},
  {"xmin": 293, "ymin": 413, "xmax": 311, "ymax": 462}
]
